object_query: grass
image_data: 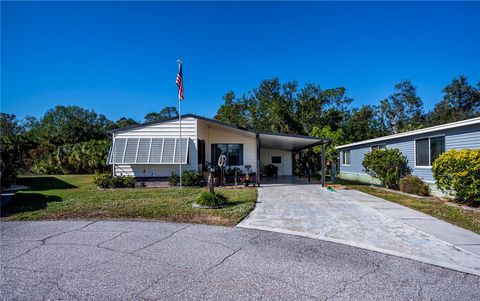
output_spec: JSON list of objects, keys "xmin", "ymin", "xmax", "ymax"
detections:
[
  {"xmin": 338, "ymin": 180, "xmax": 480, "ymax": 234},
  {"xmin": 2, "ymin": 175, "xmax": 257, "ymax": 226}
]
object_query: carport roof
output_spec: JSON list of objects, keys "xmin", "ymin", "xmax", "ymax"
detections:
[{"xmin": 108, "ymin": 113, "xmax": 330, "ymax": 151}]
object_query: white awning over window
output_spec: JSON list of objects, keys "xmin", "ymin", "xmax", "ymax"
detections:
[{"xmin": 109, "ymin": 137, "xmax": 189, "ymax": 164}]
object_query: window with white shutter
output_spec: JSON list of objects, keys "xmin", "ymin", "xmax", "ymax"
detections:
[{"xmin": 109, "ymin": 137, "xmax": 189, "ymax": 164}]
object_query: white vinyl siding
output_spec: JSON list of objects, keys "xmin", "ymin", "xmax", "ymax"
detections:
[
  {"xmin": 260, "ymin": 148, "xmax": 292, "ymax": 176},
  {"xmin": 112, "ymin": 117, "xmax": 198, "ymax": 177},
  {"xmin": 197, "ymin": 120, "xmax": 257, "ymax": 172}
]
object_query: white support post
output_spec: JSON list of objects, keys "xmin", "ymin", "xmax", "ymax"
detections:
[{"xmin": 179, "ymin": 95, "xmax": 183, "ymax": 188}]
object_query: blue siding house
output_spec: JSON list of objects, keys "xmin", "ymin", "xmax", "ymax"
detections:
[{"xmin": 336, "ymin": 117, "xmax": 480, "ymax": 196}]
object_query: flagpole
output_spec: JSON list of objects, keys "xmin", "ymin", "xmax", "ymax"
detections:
[{"xmin": 177, "ymin": 59, "xmax": 183, "ymax": 188}]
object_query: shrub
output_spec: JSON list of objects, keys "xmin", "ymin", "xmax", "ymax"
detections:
[
  {"xmin": 92, "ymin": 172, "xmax": 114, "ymax": 188},
  {"xmin": 113, "ymin": 175, "xmax": 135, "ymax": 188},
  {"xmin": 362, "ymin": 148, "xmax": 410, "ymax": 189},
  {"xmin": 432, "ymin": 149, "xmax": 480, "ymax": 203},
  {"xmin": 92, "ymin": 172, "xmax": 135, "ymax": 188},
  {"xmin": 182, "ymin": 170, "xmax": 202, "ymax": 187},
  {"xmin": 169, "ymin": 171, "xmax": 180, "ymax": 187},
  {"xmin": 196, "ymin": 191, "xmax": 227, "ymax": 207},
  {"xmin": 399, "ymin": 175, "xmax": 429, "ymax": 196},
  {"xmin": 169, "ymin": 170, "xmax": 202, "ymax": 187}
]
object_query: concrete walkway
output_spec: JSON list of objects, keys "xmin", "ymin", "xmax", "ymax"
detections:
[{"xmin": 238, "ymin": 184, "xmax": 480, "ymax": 276}]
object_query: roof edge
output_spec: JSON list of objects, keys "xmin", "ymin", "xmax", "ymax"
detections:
[
  {"xmin": 336, "ymin": 117, "xmax": 480, "ymax": 150},
  {"xmin": 108, "ymin": 113, "xmax": 331, "ymax": 143}
]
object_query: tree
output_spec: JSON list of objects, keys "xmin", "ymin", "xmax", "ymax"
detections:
[
  {"xmin": 345, "ymin": 105, "xmax": 387, "ymax": 142},
  {"xmin": 28, "ymin": 105, "xmax": 109, "ymax": 145},
  {"xmin": 214, "ymin": 92, "xmax": 249, "ymax": 127},
  {"xmin": 0, "ymin": 113, "xmax": 25, "ymax": 187},
  {"xmin": 427, "ymin": 75, "xmax": 480, "ymax": 125},
  {"xmin": 310, "ymin": 125, "xmax": 348, "ymax": 167},
  {"xmin": 380, "ymin": 80, "xmax": 425, "ymax": 134},
  {"xmin": 215, "ymin": 79, "xmax": 352, "ymax": 135},
  {"xmin": 108, "ymin": 117, "xmax": 138, "ymax": 130},
  {"xmin": 144, "ymin": 106, "xmax": 179, "ymax": 123}
]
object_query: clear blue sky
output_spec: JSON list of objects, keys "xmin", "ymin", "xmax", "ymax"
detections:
[{"xmin": 2, "ymin": 1, "xmax": 479, "ymax": 121}]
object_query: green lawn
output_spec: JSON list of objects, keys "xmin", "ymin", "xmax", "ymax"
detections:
[
  {"xmin": 1, "ymin": 175, "xmax": 257, "ymax": 226},
  {"xmin": 338, "ymin": 180, "xmax": 480, "ymax": 234}
]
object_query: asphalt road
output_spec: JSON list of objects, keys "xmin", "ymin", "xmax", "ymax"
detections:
[{"xmin": 1, "ymin": 221, "xmax": 479, "ymax": 300}]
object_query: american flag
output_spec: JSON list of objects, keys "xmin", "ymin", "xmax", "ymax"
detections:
[{"xmin": 176, "ymin": 60, "xmax": 184, "ymax": 101}]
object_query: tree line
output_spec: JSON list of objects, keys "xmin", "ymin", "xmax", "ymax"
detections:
[{"xmin": 1, "ymin": 75, "xmax": 478, "ymax": 187}]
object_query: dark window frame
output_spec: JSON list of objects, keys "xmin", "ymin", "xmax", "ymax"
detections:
[
  {"xmin": 371, "ymin": 144, "xmax": 386, "ymax": 151},
  {"xmin": 271, "ymin": 156, "xmax": 282, "ymax": 164},
  {"xmin": 415, "ymin": 136, "xmax": 445, "ymax": 167},
  {"xmin": 211, "ymin": 143, "xmax": 244, "ymax": 166}
]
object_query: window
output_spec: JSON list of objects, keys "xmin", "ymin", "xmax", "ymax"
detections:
[
  {"xmin": 109, "ymin": 137, "xmax": 189, "ymax": 164},
  {"xmin": 271, "ymin": 156, "xmax": 282, "ymax": 164},
  {"xmin": 342, "ymin": 150, "xmax": 351, "ymax": 165},
  {"xmin": 211, "ymin": 144, "xmax": 243, "ymax": 166},
  {"xmin": 197, "ymin": 140, "xmax": 205, "ymax": 166},
  {"xmin": 371, "ymin": 144, "xmax": 386, "ymax": 151},
  {"xmin": 430, "ymin": 136, "xmax": 445, "ymax": 165},
  {"xmin": 415, "ymin": 136, "xmax": 445, "ymax": 167}
]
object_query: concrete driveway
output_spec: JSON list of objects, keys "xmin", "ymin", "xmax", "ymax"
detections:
[
  {"xmin": 238, "ymin": 183, "xmax": 480, "ymax": 276},
  {"xmin": 1, "ymin": 220, "xmax": 479, "ymax": 300}
]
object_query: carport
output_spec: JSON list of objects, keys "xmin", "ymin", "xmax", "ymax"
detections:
[{"xmin": 255, "ymin": 132, "xmax": 331, "ymax": 187}]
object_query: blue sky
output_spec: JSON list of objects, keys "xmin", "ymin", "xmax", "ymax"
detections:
[{"xmin": 2, "ymin": 1, "xmax": 479, "ymax": 121}]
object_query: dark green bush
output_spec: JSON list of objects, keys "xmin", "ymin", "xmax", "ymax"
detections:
[
  {"xmin": 92, "ymin": 172, "xmax": 135, "ymax": 188},
  {"xmin": 169, "ymin": 170, "xmax": 202, "ymax": 187},
  {"xmin": 182, "ymin": 170, "xmax": 202, "ymax": 187},
  {"xmin": 433, "ymin": 149, "xmax": 480, "ymax": 203},
  {"xmin": 196, "ymin": 191, "xmax": 227, "ymax": 207},
  {"xmin": 399, "ymin": 175, "xmax": 429, "ymax": 196},
  {"xmin": 169, "ymin": 171, "xmax": 180, "ymax": 187},
  {"xmin": 362, "ymin": 148, "xmax": 410, "ymax": 189},
  {"xmin": 113, "ymin": 175, "xmax": 135, "ymax": 188}
]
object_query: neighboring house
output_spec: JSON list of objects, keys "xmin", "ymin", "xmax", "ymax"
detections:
[
  {"xmin": 336, "ymin": 117, "xmax": 480, "ymax": 196},
  {"xmin": 107, "ymin": 114, "xmax": 330, "ymax": 185}
]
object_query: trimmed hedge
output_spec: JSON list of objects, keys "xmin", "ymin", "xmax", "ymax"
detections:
[
  {"xmin": 432, "ymin": 149, "xmax": 480, "ymax": 203},
  {"xmin": 362, "ymin": 148, "xmax": 410, "ymax": 189},
  {"xmin": 92, "ymin": 173, "xmax": 135, "ymax": 188},
  {"xmin": 399, "ymin": 175, "xmax": 429, "ymax": 196}
]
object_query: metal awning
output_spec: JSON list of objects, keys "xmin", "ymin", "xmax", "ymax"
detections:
[{"xmin": 109, "ymin": 137, "xmax": 190, "ymax": 164}]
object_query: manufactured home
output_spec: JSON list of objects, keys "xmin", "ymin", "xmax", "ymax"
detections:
[
  {"xmin": 107, "ymin": 114, "xmax": 331, "ymax": 185},
  {"xmin": 336, "ymin": 117, "xmax": 480, "ymax": 196}
]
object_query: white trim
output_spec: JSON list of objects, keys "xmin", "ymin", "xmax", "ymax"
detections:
[
  {"xmin": 160, "ymin": 138, "xmax": 165, "ymax": 163},
  {"xmin": 336, "ymin": 117, "xmax": 480, "ymax": 150},
  {"xmin": 342, "ymin": 150, "xmax": 351, "ymax": 166},
  {"xmin": 134, "ymin": 138, "xmax": 141, "ymax": 163},
  {"xmin": 147, "ymin": 138, "xmax": 153, "ymax": 163},
  {"xmin": 121, "ymin": 138, "xmax": 128, "ymax": 163}
]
